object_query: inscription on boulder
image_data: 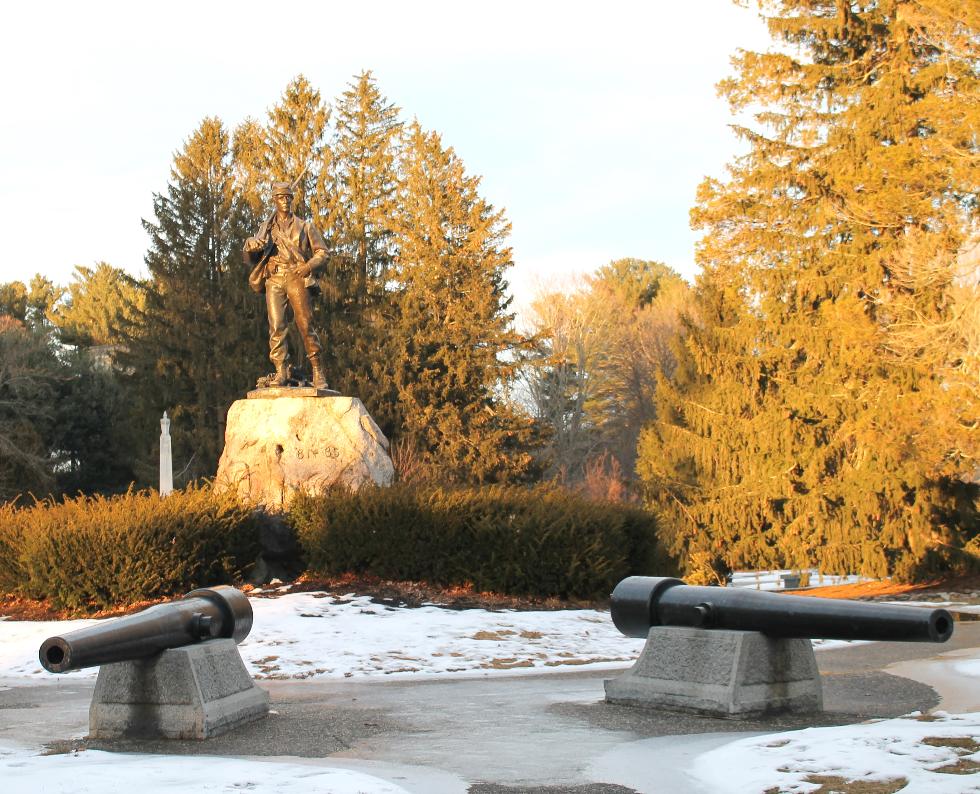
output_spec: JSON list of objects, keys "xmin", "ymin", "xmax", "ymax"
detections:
[{"xmin": 215, "ymin": 395, "xmax": 393, "ymax": 510}]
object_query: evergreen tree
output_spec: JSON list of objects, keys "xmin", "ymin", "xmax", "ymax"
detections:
[
  {"xmin": 0, "ymin": 316, "xmax": 60, "ymax": 501},
  {"xmin": 263, "ymin": 75, "xmax": 331, "ymax": 223},
  {"xmin": 231, "ymin": 118, "xmax": 269, "ymax": 217},
  {"xmin": 0, "ymin": 276, "xmax": 62, "ymax": 331},
  {"xmin": 125, "ymin": 117, "xmax": 266, "ymax": 481},
  {"xmin": 25, "ymin": 275, "xmax": 61, "ymax": 330},
  {"xmin": 0, "ymin": 272, "xmax": 141, "ymax": 499},
  {"xmin": 0, "ymin": 281, "xmax": 28, "ymax": 323},
  {"xmin": 329, "ymin": 70, "xmax": 401, "ymax": 300},
  {"xmin": 638, "ymin": 0, "xmax": 978, "ymax": 583},
  {"xmin": 324, "ymin": 71, "xmax": 403, "ymax": 425},
  {"xmin": 881, "ymin": 229, "xmax": 979, "ymax": 471},
  {"xmin": 52, "ymin": 350, "xmax": 138, "ymax": 495},
  {"xmin": 390, "ymin": 123, "xmax": 535, "ymax": 482},
  {"xmin": 49, "ymin": 263, "xmax": 144, "ymax": 348}
]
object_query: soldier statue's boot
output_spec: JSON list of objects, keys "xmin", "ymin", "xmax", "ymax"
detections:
[
  {"xmin": 271, "ymin": 361, "xmax": 289, "ymax": 387},
  {"xmin": 310, "ymin": 357, "xmax": 328, "ymax": 390}
]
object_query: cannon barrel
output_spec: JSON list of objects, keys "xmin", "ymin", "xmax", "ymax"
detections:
[
  {"xmin": 39, "ymin": 585, "xmax": 253, "ymax": 673},
  {"xmin": 610, "ymin": 576, "xmax": 954, "ymax": 643}
]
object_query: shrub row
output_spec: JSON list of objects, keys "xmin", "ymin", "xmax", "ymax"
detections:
[
  {"xmin": 289, "ymin": 484, "xmax": 676, "ymax": 600},
  {"xmin": 0, "ymin": 486, "xmax": 260, "ymax": 612}
]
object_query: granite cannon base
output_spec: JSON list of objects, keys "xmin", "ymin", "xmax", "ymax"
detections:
[
  {"xmin": 89, "ymin": 639, "xmax": 269, "ymax": 740},
  {"xmin": 604, "ymin": 627, "xmax": 822, "ymax": 718}
]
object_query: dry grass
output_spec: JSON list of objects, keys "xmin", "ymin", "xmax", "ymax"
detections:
[
  {"xmin": 931, "ymin": 758, "xmax": 980, "ymax": 775},
  {"xmin": 766, "ymin": 776, "xmax": 907, "ymax": 794},
  {"xmin": 471, "ymin": 630, "xmax": 516, "ymax": 641},
  {"xmin": 921, "ymin": 736, "xmax": 980, "ymax": 752},
  {"xmin": 484, "ymin": 658, "xmax": 534, "ymax": 669},
  {"xmin": 920, "ymin": 735, "xmax": 980, "ymax": 776}
]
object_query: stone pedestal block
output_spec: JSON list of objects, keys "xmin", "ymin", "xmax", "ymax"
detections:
[
  {"xmin": 215, "ymin": 394, "xmax": 394, "ymax": 510},
  {"xmin": 604, "ymin": 627, "xmax": 822, "ymax": 718},
  {"xmin": 89, "ymin": 639, "xmax": 269, "ymax": 740}
]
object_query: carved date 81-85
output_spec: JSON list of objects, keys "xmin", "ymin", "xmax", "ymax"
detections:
[{"xmin": 296, "ymin": 445, "xmax": 341, "ymax": 460}]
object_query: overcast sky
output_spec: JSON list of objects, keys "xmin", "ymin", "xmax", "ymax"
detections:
[{"xmin": 0, "ymin": 1, "xmax": 771, "ymax": 310}]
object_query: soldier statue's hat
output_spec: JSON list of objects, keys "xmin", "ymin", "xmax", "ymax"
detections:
[{"xmin": 271, "ymin": 181, "xmax": 294, "ymax": 197}]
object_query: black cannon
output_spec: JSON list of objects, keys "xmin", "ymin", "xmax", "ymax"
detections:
[
  {"xmin": 610, "ymin": 576, "xmax": 954, "ymax": 643},
  {"xmin": 39, "ymin": 585, "xmax": 253, "ymax": 673}
]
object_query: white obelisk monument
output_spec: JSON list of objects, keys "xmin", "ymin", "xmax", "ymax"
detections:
[{"xmin": 160, "ymin": 411, "xmax": 174, "ymax": 496}]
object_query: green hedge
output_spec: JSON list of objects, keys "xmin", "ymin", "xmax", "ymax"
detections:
[
  {"xmin": 0, "ymin": 486, "xmax": 260, "ymax": 612},
  {"xmin": 289, "ymin": 484, "xmax": 676, "ymax": 600}
]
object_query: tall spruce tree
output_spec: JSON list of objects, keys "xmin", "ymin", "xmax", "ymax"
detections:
[
  {"xmin": 0, "ymin": 316, "xmax": 61, "ymax": 500},
  {"xmin": 231, "ymin": 118, "xmax": 268, "ymax": 217},
  {"xmin": 126, "ymin": 117, "xmax": 266, "ymax": 481},
  {"xmin": 53, "ymin": 350, "xmax": 138, "ymax": 495},
  {"xmin": 48, "ymin": 263, "xmax": 144, "ymax": 348},
  {"xmin": 264, "ymin": 75, "xmax": 331, "ymax": 223},
  {"xmin": 638, "ymin": 0, "xmax": 978, "ymax": 583},
  {"xmin": 881, "ymin": 230, "xmax": 979, "ymax": 471},
  {"xmin": 1, "ymin": 277, "xmax": 61, "ymax": 331},
  {"xmin": 390, "ymin": 123, "xmax": 535, "ymax": 482},
  {"xmin": 0, "ymin": 281, "xmax": 28, "ymax": 323},
  {"xmin": 329, "ymin": 70, "xmax": 401, "ymax": 302},
  {"xmin": 324, "ymin": 72, "xmax": 403, "ymax": 426}
]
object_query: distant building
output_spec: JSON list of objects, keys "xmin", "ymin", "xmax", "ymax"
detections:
[{"xmin": 84, "ymin": 344, "xmax": 130, "ymax": 373}]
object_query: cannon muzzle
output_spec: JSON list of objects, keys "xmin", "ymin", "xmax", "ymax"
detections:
[
  {"xmin": 39, "ymin": 585, "xmax": 253, "ymax": 673},
  {"xmin": 610, "ymin": 576, "xmax": 954, "ymax": 643}
]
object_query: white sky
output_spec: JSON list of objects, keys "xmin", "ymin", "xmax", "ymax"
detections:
[{"xmin": 0, "ymin": 1, "xmax": 772, "ymax": 309}]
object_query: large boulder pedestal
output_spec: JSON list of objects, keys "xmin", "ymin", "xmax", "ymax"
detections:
[{"xmin": 215, "ymin": 390, "xmax": 394, "ymax": 511}]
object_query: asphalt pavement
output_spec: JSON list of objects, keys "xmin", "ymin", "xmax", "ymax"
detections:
[{"xmin": 1, "ymin": 621, "xmax": 977, "ymax": 794}]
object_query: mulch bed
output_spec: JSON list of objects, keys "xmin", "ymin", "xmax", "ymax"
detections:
[
  {"xmin": 254, "ymin": 572, "xmax": 597, "ymax": 612},
  {"xmin": 786, "ymin": 574, "xmax": 980, "ymax": 602},
  {"xmin": 2, "ymin": 572, "xmax": 978, "ymax": 622},
  {"xmin": 0, "ymin": 573, "xmax": 596, "ymax": 621}
]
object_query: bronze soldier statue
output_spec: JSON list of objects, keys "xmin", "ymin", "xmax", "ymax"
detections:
[{"xmin": 244, "ymin": 182, "xmax": 329, "ymax": 390}]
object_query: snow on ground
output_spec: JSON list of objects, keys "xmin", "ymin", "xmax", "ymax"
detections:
[
  {"xmin": 1, "ymin": 592, "xmax": 979, "ymax": 792},
  {"xmin": 890, "ymin": 600, "xmax": 980, "ymax": 614},
  {"xmin": 240, "ymin": 592, "xmax": 647, "ymax": 680},
  {"xmin": 0, "ymin": 615, "xmax": 99, "ymax": 678},
  {"xmin": 0, "ymin": 591, "xmax": 870, "ymax": 682},
  {"xmin": 0, "ymin": 592, "xmax": 648, "ymax": 681},
  {"xmin": 691, "ymin": 711, "xmax": 980, "ymax": 794},
  {"xmin": 0, "ymin": 744, "xmax": 412, "ymax": 794},
  {"xmin": 956, "ymin": 658, "xmax": 980, "ymax": 679}
]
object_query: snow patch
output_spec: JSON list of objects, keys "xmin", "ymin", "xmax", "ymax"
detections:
[
  {"xmin": 0, "ymin": 592, "xmax": 873, "ymax": 682},
  {"xmin": 0, "ymin": 593, "xmax": 645, "ymax": 681},
  {"xmin": 0, "ymin": 744, "xmax": 411, "ymax": 794},
  {"xmin": 691, "ymin": 711, "xmax": 980, "ymax": 794}
]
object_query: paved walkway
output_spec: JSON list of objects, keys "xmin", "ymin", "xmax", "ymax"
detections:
[{"xmin": 1, "ymin": 622, "xmax": 977, "ymax": 793}]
